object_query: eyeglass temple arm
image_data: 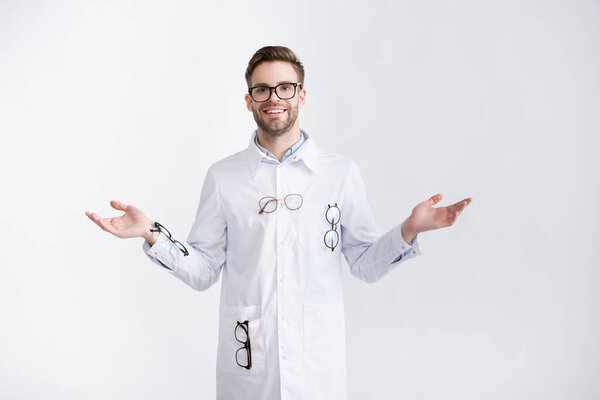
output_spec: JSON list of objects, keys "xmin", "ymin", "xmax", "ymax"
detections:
[{"xmin": 258, "ymin": 198, "xmax": 278, "ymax": 214}]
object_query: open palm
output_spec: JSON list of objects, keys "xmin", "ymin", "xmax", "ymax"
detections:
[
  {"xmin": 86, "ymin": 200, "xmax": 151, "ymax": 239},
  {"xmin": 408, "ymin": 193, "xmax": 472, "ymax": 234}
]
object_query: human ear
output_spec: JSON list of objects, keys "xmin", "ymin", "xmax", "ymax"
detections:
[
  {"xmin": 245, "ymin": 93, "xmax": 253, "ymax": 111},
  {"xmin": 298, "ymin": 88, "xmax": 306, "ymax": 109}
]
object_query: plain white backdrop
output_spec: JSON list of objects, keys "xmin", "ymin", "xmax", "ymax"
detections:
[{"xmin": 1, "ymin": 0, "xmax": 598, "ymax": 399}]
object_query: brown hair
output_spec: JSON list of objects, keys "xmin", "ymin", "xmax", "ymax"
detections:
[{"xmin": 245, "ymin": 46, "xmax": 305, "ymax": 88}]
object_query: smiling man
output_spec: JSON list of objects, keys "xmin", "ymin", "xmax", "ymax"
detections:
[{"xmin": 86, "ymin": 45, "xmax": 472, "ymax": 400}]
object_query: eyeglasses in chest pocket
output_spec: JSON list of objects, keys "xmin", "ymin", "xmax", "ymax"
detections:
[{"xmin": 298, "ymin": 202, "xmax": 340, "ymax": 251}]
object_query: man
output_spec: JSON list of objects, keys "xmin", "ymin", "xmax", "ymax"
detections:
[{"xmin": 86, "ymin": 46, "xmax": 472, "ymax": 400}]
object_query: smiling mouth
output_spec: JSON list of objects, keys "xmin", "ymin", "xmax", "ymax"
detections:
[{"xmin": 263, "ymin": 108, "xmax": 287, "ymax": 117}]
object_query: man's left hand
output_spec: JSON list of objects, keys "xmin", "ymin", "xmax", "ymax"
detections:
[{"xmin": 401, "ymin": 193, "xmax": 473, "ymax": 243}]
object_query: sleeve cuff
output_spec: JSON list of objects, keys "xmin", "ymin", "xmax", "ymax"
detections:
[
  {"xmin": 142, "ymin": 232, "xmax": 177, "ymax": 271},
  {"xmin": 390, "ymin": 224, "xmax": 422, "ymax": 264},
  {"xmin": 391, "ymin": 224, "xmax": 414, "ymax": 253}
]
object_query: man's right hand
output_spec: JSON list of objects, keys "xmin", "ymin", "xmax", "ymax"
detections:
[{"xmin": 86, "ymin": 200, "xmax": 157, "ymax": 244}]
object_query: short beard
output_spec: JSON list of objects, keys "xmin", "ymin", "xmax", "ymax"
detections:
[{"xmin": 252, "ymin": 105, "xmax": 298, "ymax": 138}]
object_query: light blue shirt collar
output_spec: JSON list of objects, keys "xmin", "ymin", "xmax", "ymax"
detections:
[{"xmin": 254, "ymin": 130, "xmax": 306, "ymax": 162}]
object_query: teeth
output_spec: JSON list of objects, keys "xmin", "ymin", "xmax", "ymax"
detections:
[{"xmin": 267, "ymin": 109, "xmax": 284, "ymax": 114}]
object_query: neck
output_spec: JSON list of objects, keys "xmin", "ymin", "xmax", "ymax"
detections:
[{"xmin": 256, "ymin": 125, "xmax": 302, "ymax": 162}]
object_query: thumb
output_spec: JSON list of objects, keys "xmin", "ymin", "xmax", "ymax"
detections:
[
  {"xmin": 428, "ymin": 193, "xmax": 443, "ymax": 206},
  {"xmin": 110, "ymin": 200, "xmax": 128, "ymax": 212}
]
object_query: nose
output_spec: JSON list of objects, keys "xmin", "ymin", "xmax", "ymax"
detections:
[{"xmin": 267, "ymin": 87, "xmax": 281, "ymax": 102}]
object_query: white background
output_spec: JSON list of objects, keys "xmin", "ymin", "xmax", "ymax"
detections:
[{"xmin": 1, "ymin": 0, "xmax": 598, "ymax": 399}]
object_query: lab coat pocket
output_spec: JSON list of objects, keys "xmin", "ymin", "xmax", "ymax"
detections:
[
  {"xmin": 298, "ymin": 203, "xmax": 331, "ymax": 250},
  {"xmin": 217, "ymin": 304, "xmax": 265, "ymax": 375},
  {"xmin": 303, "ymin": 302, "xmax": 346, "ymax": 371}
]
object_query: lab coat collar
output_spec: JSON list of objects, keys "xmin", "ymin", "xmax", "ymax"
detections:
[{"xmin": 246, "ymin": 129, "xmax": 321, "ymax": 177}]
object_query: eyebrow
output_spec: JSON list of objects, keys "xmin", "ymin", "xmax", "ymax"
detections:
[{"xmin": 252, "ymin": 81, "xmax": 295, "ymax": 86}]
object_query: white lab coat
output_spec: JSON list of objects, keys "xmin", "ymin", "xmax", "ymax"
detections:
[{"xmin": 143, "ymin": 130, "xmax": 421, "ymax": 399}]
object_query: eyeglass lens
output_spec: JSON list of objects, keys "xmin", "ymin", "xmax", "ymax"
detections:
[
  {"xmin": 324, "ymin": 229, "xmax": 339, "ymax": 249},
  {"xmin": 284, "ymin": 194, "xmax": 303, "ymax": 210},
  {"xmin": 325, "ymin": 206, "xmax": 341, "ymax": 224},
  {"xmin": 235, "ymin": 323, "xmax": 248, "ymax": 343},
  {"xmin": 155, "ymin": 222, "xmax": 172, "ymax": 238},
  {"xmin": 236, "ymin": 347, "xmax": 249, "ymax": 367},
  {"xmin": 259, "ymin": 197, "xmax": 278, "ymax": 214},
  {"xmin": 173, "ymin": 240, "xmax": 188, "ymax": 255}
]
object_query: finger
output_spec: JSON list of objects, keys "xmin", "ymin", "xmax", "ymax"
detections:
[
  {"xmin": 428, "ymin": 193, "xmax": 443, "ymax": 206},
  {"xmin": 87, "ymin": 212, "xmax": 116, "ymax": 234},
  {"xmin": 447, "ymin": 203, "xmax": 465, "ymax": 215},
  {"xmin": 87, "ymin": 212, "xmax": 107, "ymax": 229},
  {"xmin": 458, "ymin": 197, "xmax": 472, "ymax": 210},
  {"xmin": 447, "ymin": 197, "xmax": 471, "ymax": 212},
  {"xmin": 86, "ymin": 211, "xmax": 100, "ymax": 226},
  {"xmin": 86, "ymin": 212, "xmax": 106, "ymax": 230},
  {"xmin": 110, "ymin": 200, "xmax": 129, "ymax": 212},
  {"xmin": 445, "ymin": 200, "xmax": 472, "ymax": 225},
  {"xmin": 86, "ymin": 211, "xmax": 101, "ymax": 223}
]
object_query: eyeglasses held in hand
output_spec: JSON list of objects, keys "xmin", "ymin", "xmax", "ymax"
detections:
[
  {"xmin": 258, "ymin": 194, "xmax": 303, "ymax": 214},
  {"xmin": 324, "ymin": 203, "xmax": 340, "ymax": 251},
  {"xmin": 235, "ymin": 320, "xmax": 252, "ymax": 369},
  {"xmin": 149, "ymin": 222, "xmax": 189, "ymax": 256}
]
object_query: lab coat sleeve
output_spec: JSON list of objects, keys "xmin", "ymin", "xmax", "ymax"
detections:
[
  {"xmin": 340, "ymin": 161, "xmax": 421, "ymax": 283},
  {"xmin": 142, "ymin": 167, "xmax": 227, "ymax": 291}
]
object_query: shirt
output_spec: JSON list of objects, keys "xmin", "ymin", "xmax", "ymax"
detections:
[
  {"xmin": 142, "ymin": 129, "xmax": 422, "ymax": 400},
  {"xmin": 254, "ymin": 130, "xmax": 306, "ymax": 163}
]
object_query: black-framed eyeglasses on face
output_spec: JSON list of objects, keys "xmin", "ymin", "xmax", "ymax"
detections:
[
  {"xmin": 248, "ymin": 82, "xmax": 302, "ymax": 102},
  {"xmin": 324, "ymin": 203, "xmax": 341, "ymax": 251},
  {"xmin": 149, "ymin": 221, "xmax": 189, "ymax": 256},
  {"xmin": 235, "ymin": 320, "xmax": 252, "ymax": 370}
]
